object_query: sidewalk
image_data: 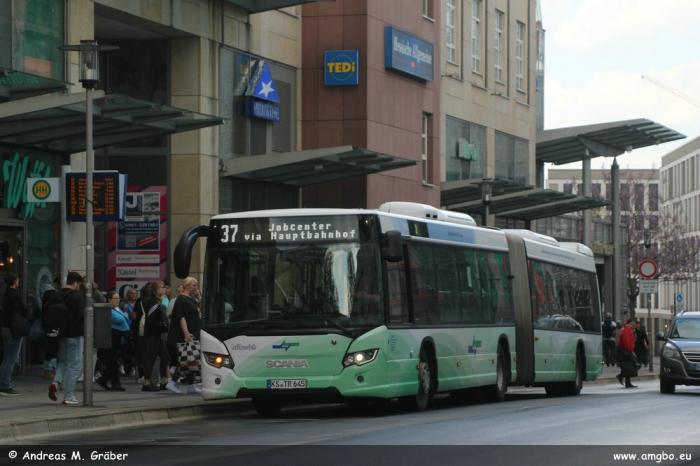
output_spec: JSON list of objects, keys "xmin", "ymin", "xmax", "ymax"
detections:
[
  {"xmin": 0, "ymin": 367, "xmax": 251, "ymax": 444},
  {"xmin": 0, "ymin": 357, "xmax": 661, "ymax": 444}
]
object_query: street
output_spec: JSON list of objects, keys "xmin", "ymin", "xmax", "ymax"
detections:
[{"xmin": 8, "ymin": 378, "xmax": 700, "ymax": 466}]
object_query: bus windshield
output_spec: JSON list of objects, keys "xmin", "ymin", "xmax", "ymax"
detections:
[{"xmin": 202, "ymin": 242, "xmax": 384, "ymax": 333}]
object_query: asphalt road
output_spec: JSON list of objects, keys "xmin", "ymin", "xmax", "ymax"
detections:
[{"xmin": 9, "ymin": 379, "xmax": 700, "ymax": 466}]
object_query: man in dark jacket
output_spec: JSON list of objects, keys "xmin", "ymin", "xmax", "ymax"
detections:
[
  {"xmin": 48, "ymin": 271, "xmax": 86, "ymax": 405},
  {"xmin": 40, "ymin": 275, "xmax": 61, "ymax": 379},
  {"xmin": 0, "ymin": 274, "xmax": 28, "ymax": 395}
]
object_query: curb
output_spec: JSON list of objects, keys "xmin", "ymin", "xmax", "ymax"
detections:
[{"xmin": 0, "ymin": 399, "xmax": 252, "ymax": 444}]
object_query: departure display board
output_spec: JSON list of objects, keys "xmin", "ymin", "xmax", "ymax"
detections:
[{"xmin": 66, "ymin": 171, "xmax": 127, "ymax": 221}]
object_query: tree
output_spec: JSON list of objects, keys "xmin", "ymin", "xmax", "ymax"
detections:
[{"xmin": 593, "ymin": 169, "xmax": 700, "ymax": 318}]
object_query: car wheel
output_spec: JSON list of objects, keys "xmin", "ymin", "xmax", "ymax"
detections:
[{"xmin": 660, "ymin": 378, "xmax": 675, "ymax": 394}]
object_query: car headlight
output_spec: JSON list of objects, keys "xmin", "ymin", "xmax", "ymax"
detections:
[
  {"xmin": 342, "ymin": 349, "xmax": 379, "ymax": 367},
  {"xmin": 203, "ymin": 351, "xmax": 234, "ymax": 369},
  {"xmin": 662, "ymin": 345, "xmax": 681, "ymax": 360}
]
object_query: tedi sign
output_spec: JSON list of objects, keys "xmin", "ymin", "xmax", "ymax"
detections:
[{"xmin": 384, "ymin": 27, "xmax": 434, "ymax": 81}]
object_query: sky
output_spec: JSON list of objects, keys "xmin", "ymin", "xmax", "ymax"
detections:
[{"xmin": 540, "ymin": 0, "xmax": 700, "ymax": 172}]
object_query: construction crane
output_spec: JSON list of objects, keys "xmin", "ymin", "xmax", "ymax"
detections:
[{"xmin": 642, "ymin": 75, "xmax": 700, "ymax": 109}]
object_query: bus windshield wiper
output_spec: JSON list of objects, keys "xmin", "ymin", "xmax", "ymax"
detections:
[{"xmin": 280, "ymin": 314, "xmax": 354, "ymax": 338}]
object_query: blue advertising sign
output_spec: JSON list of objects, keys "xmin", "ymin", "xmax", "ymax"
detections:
[
  {"xmin": 325, "ymin": 51, "xmax": 359, "ymax": 85},
  {"xmin": 244, "ymin": 100, "xmax": 281, "ymax": 122},
  {"xmin": 384, "ymin": 27, "xmax": 434, "ymax": 81},
  {"xmin": 245, "ymin": 61, "xmax": 280, "ymax": 103}
]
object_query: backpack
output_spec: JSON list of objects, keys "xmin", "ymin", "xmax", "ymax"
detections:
[
  {"xmin": 602, "ymin": 320, "xmax": 614, "ymax": 339},
  {"xmin": 42, "ymin": 291, "xmax": 74, "ymax": 338}
]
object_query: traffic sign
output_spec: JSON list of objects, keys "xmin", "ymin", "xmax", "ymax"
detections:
[
  {"xmin": 677, "ymin": 293, "xmax": 683, "ymax": 303},
  {"xmin": 639, "ymin": 279, "xmax": 658, "ymax": 294},
  {"xmin": 639, "ymin": 260, "xmax": 658, "ymax": 279}
]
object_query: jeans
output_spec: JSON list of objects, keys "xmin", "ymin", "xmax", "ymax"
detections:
[
  {"xmin": 1, "ymin": 327, "xmax": 23, "ymax": 390},
  {"xmin": 54, "ymin": 337, "xmax": 83, "ymax": 400},
  {"xmin": 603, "ymin": 340, "xmax": 617, "ymax": 365}
]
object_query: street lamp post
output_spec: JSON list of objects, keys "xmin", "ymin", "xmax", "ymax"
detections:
[
  {"xmin": 644, "ymin": 228, "xmax": 654, "ymax": 372},
  {"xmin": 59, "ymin": 40, "xmax": 117, "ymax": 406},
  {"xmin": 481, "ymin": 178, "xmax": 493, "ymax": 227}
]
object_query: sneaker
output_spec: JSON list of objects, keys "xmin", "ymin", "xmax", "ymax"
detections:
[
  {"xmin": 166, "ymin": 380, "xmax": 182, "ymax": 394},
  {"xmin": 137, "ymin": 376, "xmax": 145, "ymax": 384},
  {"xmin": 95, "ymin": 379, "xmax": 111, "ymax": 391},
  {"xmin": 0, "ymin": 388, "xmax": 20, "ymax": 396},
  {"xmin": 142, "ymin": 384, "xmax": 160, "ymax": 392},
  {"xmin": 48, "ymin": 382, "xmax": 59, "ymax": 401},
  {"xmin": 119, "ymin": 365, "xmax": 125, "ymax": 375},
  {"xmin": 187, "ymin": 384, "xmax": 201, "ymax": 394},
  {"xmin": 62, "ymin": 397, "xmax": 79, "ymax": 405},
  {"xmin": 178, "ymin": 377, "xmax": 187, "ymax": 385}
]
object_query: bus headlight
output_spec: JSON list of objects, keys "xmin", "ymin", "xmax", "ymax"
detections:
[
  {"xmin": 203, "ymin": 352, "xmax": 234, "ymax": 369},
  {"xmin": 662, "ymin": 345, "xmax": 681, "ymax": 360},
  {"xmin": 342, "ymin": 349, "xmax": 379, "ymax": 367}
]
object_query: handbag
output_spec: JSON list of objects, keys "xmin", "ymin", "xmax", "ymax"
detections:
[
  {"xmin": 9, "ymin": 312, "xmax": 30, "ymax": 338},
  {"xmin": 621, "ymin": 353, "xmax": 638, "ymax": 378},
  {"xmin": 177, "ymin": 339, "xmax": 201, "ymax": 376}
]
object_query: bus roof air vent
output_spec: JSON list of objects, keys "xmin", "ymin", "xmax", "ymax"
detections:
[
  {"xmin": 559, "ymin": 242, "xmax": 594, "ymax": 257},
  {"xmin": 504, "ymin": 229, "xmax": 559, "ymax": 247},
  {"xmin": 378, "ymin": 202, "xmax": 476, "ymax": 226}
]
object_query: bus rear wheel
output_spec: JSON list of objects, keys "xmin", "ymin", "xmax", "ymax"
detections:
[
  {"xmin": 488, "ymin": 345, "xmax": 508, "ymax": 402},
  {"xmin": 252, "ymin": 397, "xmax": 283, "ymax": 416}
]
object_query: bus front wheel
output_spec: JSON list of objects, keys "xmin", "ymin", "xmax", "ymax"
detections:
[
  {"xmin": 412, "ymin": 347, "xmax": 434, "ymax": 411},
  {"xmin": 252, "ymin": 397, "xmax": 283, "ymax": 416}
]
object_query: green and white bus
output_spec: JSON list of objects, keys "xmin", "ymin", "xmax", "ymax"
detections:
[{"xmin": 174, "ymin": 201, "xmax": 603, "ymax": 415}]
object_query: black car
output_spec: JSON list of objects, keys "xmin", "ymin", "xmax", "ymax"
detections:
[{"xmin": 657, "ymin": 311, "xmax": 700, "ymax": 394}]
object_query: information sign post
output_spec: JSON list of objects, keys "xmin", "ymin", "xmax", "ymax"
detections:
[{"xmin": 639, "ymin": 259, "xmax": 657, "ymax": 373}]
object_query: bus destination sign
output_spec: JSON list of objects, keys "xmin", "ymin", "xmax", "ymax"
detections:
[{"xmin": 215, "ymin": 216, "xmax": 360, "ymax": 244}]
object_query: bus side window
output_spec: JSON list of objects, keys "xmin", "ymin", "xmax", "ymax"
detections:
[{"xmin": 387, "ymin": 258, "xmax": 410, "ymax": 323}]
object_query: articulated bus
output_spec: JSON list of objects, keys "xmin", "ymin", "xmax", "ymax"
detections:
[{"xmin": 174, "ymin": 201, "xmax": 603, "ymax": 415}]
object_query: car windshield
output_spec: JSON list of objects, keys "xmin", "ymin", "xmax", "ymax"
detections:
[
  {"xmin": 672, "ymin": 318, "xmax": 700, "ymax": 339},
  {"xmin": 201, "ymin": 242, "xmax": 384, "ymax": 332}
]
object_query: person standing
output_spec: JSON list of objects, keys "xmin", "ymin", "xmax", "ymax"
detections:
[
  {"xmin": 48, "ymin": 271, "xmax": 86, "ymax": 405},
  {"xmin": 616, "ymin": 317, "xmax": 639, "ymax": 389},
  {"xmin": 132, "ymin": 281, "xmax": 169, "ymax": 391},
  {"xmin": 0, "ymin": 274, "xmax": 29, "ymax": 395},
  {"xmin": 602, "ymin": 313, "xmax": 617, "ymax": 367},
  {"xmin": 166, "ymin": 277, "xmax": 201, "ymax": 394},
  {"xmin": 161, "ymin": 281, "xmax": 171, "ymax": 308},
  {"xmin": 635, "ymin": 324, "xmax": 649, "ymax": 368},
  {"xmin": 95, "ymin": 291, "xmax": 131, "ymax": 392},
  {"xmin": 40, "ymin": 276, "xmax": 61, "ymax": 379}
]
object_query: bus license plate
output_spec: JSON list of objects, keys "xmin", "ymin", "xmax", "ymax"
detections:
[{"xmin": 267, "ymin": 379, "xmax": 306, "ymax": 389}]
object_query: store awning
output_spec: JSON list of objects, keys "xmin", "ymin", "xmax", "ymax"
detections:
[
  {"xmin": 0, "ymin": 67, "xmax": 72, "ymax": 102},
  {"xmin": 441, "ymin": 178, "xmax": 611, "ymax": 221},
  {"xmin": 225, "ymin": 0, "xmax": 335, "ymax": 14},
  {"xmin": 0, "ymin": 92, "xmax": 225, "ymax": 154},
  {"xmin": 220, "ymin": 146, "xmax": 417, "ymax": 187},
  {"xmin": 537, "ymin": 118, "xmax": 686, "ymax": 165}
]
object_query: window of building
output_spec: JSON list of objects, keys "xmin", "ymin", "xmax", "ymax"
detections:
[
  {"xmin": 592, "ymin": 183, "xmax": 601, "ymax": 199},
  {"xmin": 621, "ymin": 184, "xmax": 630, "ymax": 211},
  {"xmin": 422, "ymin": 113, "xmax": 430, "ymax": 183},
  {"xmin": 6, "ymin": 0, "xmax": 63, "ymax": 80},
  {"xmin": 649, "ymin": 183, "xmax": 659, "ymax": 210},
  {"xmin": 446, "ymin": 116, "xmax": 485, "ymax": 181},
  {"xmin": 634, "ymin": 183, "xmax": 645, "ymax": 211},
  {"xmin": 564, "ymin": 183, "xmax": 573, "ymax": 195},
  {"xmin": 494, "ymin": 10, "xmax": 504, "ymax": 83},
  {"xmin": 446, "ymin": 0, "xmax": 457, "ymax": 63},
  {"xmin": 423, "ymin": 0, "xmax": 433, "ymax": 19},
  {"xmin": 516, "ymin": 22, "xmax": 525, "ymax": 91},
  {"xmin": 495, "ymin": 131, "xmax": 527, "ymax": 184},
  {"xmin": 471, "ymin": 0, "xmax": 482, "ymax": 73}
]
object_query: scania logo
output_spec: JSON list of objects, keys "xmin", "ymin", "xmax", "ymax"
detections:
[{"xmin": 265, "ymin": 359, "xmax": 309, "ymax": 368}]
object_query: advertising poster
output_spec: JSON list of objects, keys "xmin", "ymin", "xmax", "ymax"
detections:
[{"xmin": 107, "ymin": 187, "xmax": 167, "ymax": 298}]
